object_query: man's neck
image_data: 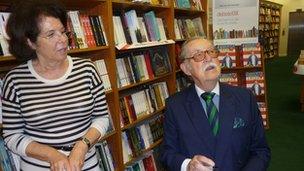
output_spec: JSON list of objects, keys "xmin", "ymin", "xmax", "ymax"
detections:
[{"xmin": 196, "ymin": 80, "xmax": 218, "ymax": 92}]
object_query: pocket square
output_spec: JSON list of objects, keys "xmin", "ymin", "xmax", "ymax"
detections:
[{"xmin": 233, "ymin": 117, "xmax": 245, "ymax": 129}]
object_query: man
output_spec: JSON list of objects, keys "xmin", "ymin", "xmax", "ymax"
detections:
[{"xmin": 161, "ymin": 37, "xmax": 270, "ymax": 171}]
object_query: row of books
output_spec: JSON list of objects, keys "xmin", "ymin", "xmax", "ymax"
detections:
[
  {"xmin": 173, "ymin": 0, "xmax": 202, "ymax": 10},
  {"xmin": 259, "ymin": 15, "xmax": 280, "ymax": 23},
  {"xmin": 259, "ymin": 23, "xmax": 280, "ymax": 31},
  {"xmin": 214, "ymin": 44, "xmax": 262, "ymax": 69},
  {"xmin": 220, "ymin": 71, "xmax": 265, "ymax": 96},
  {"xmin": 260, "ymin": 7, "xmax": 280, "ymax": 16},
  {"xmin": 113, "ymin": 10, "xmax": 172, "ymax": 50},
  {"xmin": 174, "ymin": 17, "xmax": 205, "ymax": 40},
  {"xmin": 131, "ymin": 0, "xmax": 169, "ymax": 6},
  {"xmin": 116, "ymin": 47, "xmax": 171, "ymax": 88},
  {"xmin": 213, "ymin": 27, "xmax": 258, "ymax": 40},
  {"xmin": 122, "ymin": 115, "xmax": 164, "ymax": 163},
  {"xmin": 119, "ymin": 81, "xmax": 169, "ymax": 127},
  {"xmin": 67, "ymin": 11, "xmax": 108, "ymax": 50},
  {"xmin": 95, "ymin": 141, "xmax": 115, "ymax": 171}
]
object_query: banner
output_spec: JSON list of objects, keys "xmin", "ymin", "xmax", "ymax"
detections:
[{"xmin": 213, "ymin": 0, "xmax": 259, "ymax": 45}]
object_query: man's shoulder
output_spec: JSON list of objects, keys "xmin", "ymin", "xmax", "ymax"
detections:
[
  {"xmin": 220, "ymin": 83, "xmax": 251, "ymax": 97},
  {"xmin": 167, "ymin": 85, "xmax": 194, "ymax": 103}
]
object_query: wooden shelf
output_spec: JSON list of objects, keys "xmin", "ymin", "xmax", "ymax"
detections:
[
  {"xmin": 112, "ymin": 0, "xmax": 170, "ymax": 12},
  {"xmin": 174, "ymin": 7, "xmax": 205, "ymax": 17},
  {"xmin": 124, "ymin": 138, "xmax": 163, "ymax": 167},
  {"xmin": 121, "ymin": 107, "xmax": 164, "ymax": 131},
  {"xmin": 118, "ymin": 72, "xmax": 172, "ymax": 92}
]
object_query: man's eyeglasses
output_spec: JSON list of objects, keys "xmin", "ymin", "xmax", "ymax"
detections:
[
  {"xmin": 39, "ymin": 30, "xmax": 71, "ymax": 41},
  {"xmin": 185, "ymin": 49, "xmax": 220, "ymax": 62}
]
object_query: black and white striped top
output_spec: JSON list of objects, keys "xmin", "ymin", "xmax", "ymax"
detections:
[{"xmin": 1, "ymin": 56, "xmax": 109, "ymax": 170}]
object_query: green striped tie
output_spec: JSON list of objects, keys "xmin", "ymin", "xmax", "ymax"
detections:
[{"xmin": 201, "ymin": 92, "xmax": 219, "ymax": 136}]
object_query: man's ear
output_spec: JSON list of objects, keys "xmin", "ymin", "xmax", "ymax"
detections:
[
  {"xmin": 27, "ymin": 38, "xmax": 36, "ymax": 50},
  {"xmin": 180, "ymin": 62, "xmax": 191, "ymax": 76}
]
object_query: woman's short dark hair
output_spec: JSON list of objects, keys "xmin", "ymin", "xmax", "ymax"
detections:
[{"xmin": 6, "ymin": 0, "xmax": 67, "ymax": 61}]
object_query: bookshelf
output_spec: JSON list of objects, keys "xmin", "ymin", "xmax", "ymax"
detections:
[
  {"xmin": 259, "ymin": 0, "xmax": 282, "ymax": 59},
  {"xmin": 0, "ymin": 0, "xmax": 207, "ymax": 170}
]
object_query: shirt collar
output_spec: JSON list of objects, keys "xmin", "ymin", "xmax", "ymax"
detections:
[{"xmin": 195, "ymin": 82, "xmax": 220, "ymax": 97}]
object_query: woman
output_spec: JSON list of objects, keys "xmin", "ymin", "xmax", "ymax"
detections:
[{"xmin": 1, "ymin": 0, "xmax": 110, "ymax": 170}]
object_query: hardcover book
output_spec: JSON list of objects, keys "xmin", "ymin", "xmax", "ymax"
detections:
[{"xmin": 149, "ymin": 47, "xmax": 171, "ymax": 76}]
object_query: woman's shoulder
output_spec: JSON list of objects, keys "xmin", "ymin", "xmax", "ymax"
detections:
[
  {"xmin": 70, "ymin": 56, "xmax": 95, "ymax": 68},
  {"xmin": 4, "ymin": 62, "xmax": 29, "ymax": 77}
]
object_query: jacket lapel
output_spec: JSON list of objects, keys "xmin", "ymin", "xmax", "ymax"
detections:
[
  {"xmin": 215, "ymin": 85, "xmax": 235, "ymax": 166},
  {"xmin": 185, "ymin": 85, "xmax": 215, "ymax": 151}
]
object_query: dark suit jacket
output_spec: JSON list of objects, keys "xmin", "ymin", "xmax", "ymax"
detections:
[{"xmin": 161, "ymin": 83, "xmax": 270, "ymax": 171}]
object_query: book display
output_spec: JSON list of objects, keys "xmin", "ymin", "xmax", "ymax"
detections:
[
  {"xmin": 259, "ymin": 0, "xmax": 282, "ymax": 59},
  {"xmin": 0, "ymin": 0, "xmax": 207, "ymax": 170},
  {"xmin": 218, "ymin": 43, "xmax": 269, "ymax": 128}
]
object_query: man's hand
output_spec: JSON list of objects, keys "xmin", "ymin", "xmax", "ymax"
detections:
[{"xmin": 187, "ymin": 155, "xmax": 215, "ymax": 171}]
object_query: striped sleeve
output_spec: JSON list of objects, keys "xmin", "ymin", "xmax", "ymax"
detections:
[
  {"xmin": 87, "ymin": 61, "xmax": 110, "ymax": 137},
  {"xmin": 2, "ymin": 73, "xmax": 33, "ymax": 156}
]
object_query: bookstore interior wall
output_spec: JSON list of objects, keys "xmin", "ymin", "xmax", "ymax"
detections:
[{"xmin": 0, "ymin": 0, "xmax": 269, "ymax": 170}]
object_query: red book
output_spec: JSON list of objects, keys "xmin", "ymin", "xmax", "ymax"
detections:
[
  {"xmin": 143, "ymin": 155, "xmax": 156, "ymax": 171},
  {"xmin": 144, "ymin": 52, "xmax": 154, "ymax": 79},
  {"xmin": 124, "ymin": 95, "xmax": 137, "ymax": 122}
]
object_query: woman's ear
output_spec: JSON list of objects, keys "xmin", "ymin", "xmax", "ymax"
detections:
[
  {"xmin": 27, "ymin": 38, "xmax": 36, "ymax": 50},
  {"xmin": 180, "ymin": 62, "xmax": 191, "ymax": 76}
]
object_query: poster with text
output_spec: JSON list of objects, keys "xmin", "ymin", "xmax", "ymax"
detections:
[{"xmin": 213, "ymin": 0, "xmax": 259, "ymax": 45}]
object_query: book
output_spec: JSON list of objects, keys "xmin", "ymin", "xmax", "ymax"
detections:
[
  {"xmin": 246, "ymin": 71, "xmax": 265, "ymax": 96},
  {"xmin": 217, "ymin": 45, "xmax": 236, "ymax": 69},
  {"xmin": 0, "ymin": 12, "xmax": 10, "ymax": 56},
  {"xmin": 220, "ymin": 73, "xmax": 238, "ymax": 86},
  {"xmin": 242, "ymin": 43, "xmax": 262, "ymax": 67},
  {"xmin": 149, "ymin": 47, "xmax": 171, "ymax": 76}
]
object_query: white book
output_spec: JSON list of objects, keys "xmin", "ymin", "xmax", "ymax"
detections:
[
  {"xmin": 121, "ymin": 132, "xmax": 132, "ymax": 163},
  {"xmin": 94, "ymin": 59, "xmax": 108, "ymax": 75},
  {"xmin": 156, "ymin": 18, "xmax": 167, "ymax": 40},
  {"xmin": 144, "ymin": 88, "xmax": 154, "ymax": 113},
  {"xmin": 138, "ymin": 17, "xmax": 149, "ymax": 43},
  {"xmin": 101, "ymin": 75, "xmax": 111, "ymax": 91},
  {"xmin": 0, "ymin": 12, "xmax": 10, "ymax": 55},
  {"xmin": 192, "ymin": 17, "xmax": 206, "ymax": 37},
  {"xmin": 116, "ymin": 58, "xmax": 129, "ymax": 87},
  {"xmin": 102, "ymin": 141, "xmax": 115, "ymax": 171},
  {"xmin": 138, "ymin": 124, "xmax": 150, "ymax": 148},
  {"xmin": 174, "ymin": 18, "xmax": 182, "ymax": 39},
  {"xmin": 124, "ymin": 10, "xmax": 141, "ymax": 44},
  {"xmin": 145, "ymin": 123, "xmax": 154, "ymax": 144},
  {"xmin": 113, "ymin": 16, "xmax": 127, "ymax": 49}
]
